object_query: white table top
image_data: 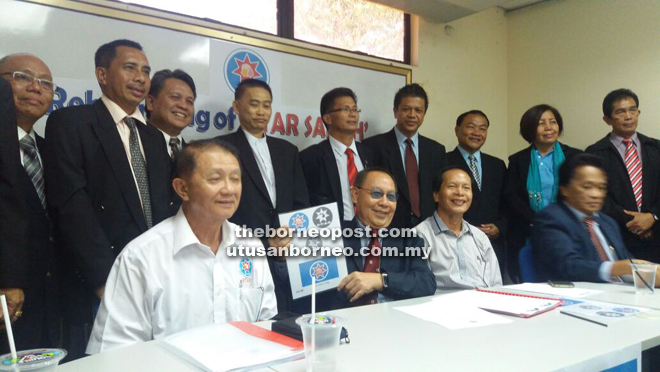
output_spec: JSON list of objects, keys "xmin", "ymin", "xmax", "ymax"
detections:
[{"xmin": 57, "ymin": 282, "xmax": 660, "ymax": 372}]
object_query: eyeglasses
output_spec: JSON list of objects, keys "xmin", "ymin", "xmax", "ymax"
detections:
[
  {"xmin": 327, "ymin": 107, "xmax": 361, "ymax": 114},
  {"xmin": 1, "ymin": 71, "xmax": 57, "ymax": 92},
  {"xmin": 357, "ymin": 187, "xmax": 398, "ymax": 202}
]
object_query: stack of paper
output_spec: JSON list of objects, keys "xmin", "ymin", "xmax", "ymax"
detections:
[{"xmin": 163, "ymin": 322, "xmax": 304, "ymax": 371}]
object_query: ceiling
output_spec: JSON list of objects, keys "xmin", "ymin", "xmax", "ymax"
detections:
[{"xmin": 368, "ymin": 0, "xmax": 548, "ymax": 23}]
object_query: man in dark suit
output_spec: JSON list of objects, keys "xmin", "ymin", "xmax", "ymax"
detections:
[
  {"xmin": 586, "ymin": 89, "xmax": 660, "ymax": 263},
  {"xmin": 300, "ymin": 87, "xmax": 373, "ymax": 221},
  {"xmin": 446, "ymin": 110, "xmax": 508, "ymax": 280},
  {"xmin": 363, "ymin": 83, "xmax": 447, "ymax": 229},
  {"xmin": 334, "ymin": 168, "xmax": 435, "ymax": 308},
  {"xmin": 0, "ymin": 54, "xmax": 60, "ymax": 352},
  {"xmin": 145, "ymin": 68, "xmax": 196, "ymax": 213},
  {"xmin": 219, "ymin": 79, "xmax": 309, "ymax": 312},
  {"xmin": 533, "ymin": 153, "xmax": 660, "ymax": 284},
  {"xmin": 44, "ymin": 40, "xmax": 172, "ymax": 360}
]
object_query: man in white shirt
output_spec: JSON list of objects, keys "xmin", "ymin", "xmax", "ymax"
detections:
[
  {"xmin": 415, "ymin": 166, "xmax": 502, "ymax": 291},
  {"xmin": 300, "ymin": 87, "xmax": 374, "ymax": 221},
  {"xmin": 219, "ymin": 79, "xmax": 309, "ymax": 312},
  {"xmin": 87, "ymin": 139, "xmax": 277, "ymax": 353}
]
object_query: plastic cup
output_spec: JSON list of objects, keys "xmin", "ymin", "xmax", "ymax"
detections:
[
  {"xmin": 296, "ymin": 314, "xmax": 344, "ymax": 372},
  {"xmin": 0, "ymin": 349, "xmax": 66, "ymax": 371},
  {"xmin": 630, "ymin": 263, "xmax": 657, "ymax": 295}
]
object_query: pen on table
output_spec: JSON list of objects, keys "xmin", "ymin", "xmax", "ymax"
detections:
[{"xmin": 560, "ymin": 310, "xmax": 608, "ymax": 327}]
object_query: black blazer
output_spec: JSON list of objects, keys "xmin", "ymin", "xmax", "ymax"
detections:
[
  {"xmin": 504, "ymin": 142, "xmax": 582, "ymax": 252},
  {"xmin": 44, "ymin": 99, "xmax": 172, "ymax": 325},
  {"xmin": 363, "ymin": 128, "xmax": 447, "ymax": 229},
  {"xmin": 446, "ymin": 147, "xmax": 507, "ymax": 234},
  {"xmin": 219, "ymin": 128, "xmax": 310, "ymax": 312},
  {"xmin": 326, "ymin": 219, "xmax": 436, "ymax": 310},
  {"xmin": 532, "ymin": 203, "xmax": 631, "ymax": 283},
  {"xmin": 299, "ymin": 138, "xmax": 374, "ymax": 221},
  {"xmin": 9, "ymin": 134, "xmax": 61, "ymax": 349},
  {"xmin": 0, "ymin": 78, "xmax": 29, "ymax": 291},
  {"xmin": 586, "ymin": 133, "xmax": 660, "ymax": 256}
]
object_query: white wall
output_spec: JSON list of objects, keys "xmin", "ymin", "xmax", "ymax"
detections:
[{"xmin": 507, "ymin": 0, "xmax": 660, "ymax": 154}]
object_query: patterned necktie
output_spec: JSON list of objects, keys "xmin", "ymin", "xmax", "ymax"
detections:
[
  {"xmin": 19, "ymin": 135, "xmax": 46, "ymax": 208},
  {"xmin": 345, "ymin": 148, "xmax": 357, "ymax": 186},
  {"xmin": 361, "ymin": 231, "xmax": 381, "ymax": 305},
  {"xmin": 169, "ymin": 137, "xmax": 181, "ymax": 160},
  {"xmin": 623, "ymin": 139, "xmax": 642, "ymax": 210},
  {"xmin": 405, "ymin": 139, "xmax": 420, "ymax": 217},
  {"xmin": 468, "ymin": 154, "xmax": 481, "ymax": 190},
  {"xmin": 124, "ymin": 117, "xmax": 153, "ymax": 228},
  {"xmin": 583, "ymin": 217, "xmax": 609, "ymax": 261}
]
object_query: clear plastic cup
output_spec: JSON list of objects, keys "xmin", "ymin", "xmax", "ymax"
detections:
[
  {"xmin": 630, "ymin": 263, "xmax": 657, "ymax": 295},
  {"xmin": 296, "ymin": 314, "xmax": 344, "ymax": 372},
  {"xmin": 0, "ymin": 349, "xmax": 67, "ymax": 371}
]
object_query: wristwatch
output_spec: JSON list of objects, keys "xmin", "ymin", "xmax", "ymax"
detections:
[
  {"xmin": 653, "ymin": 214, "xmax": 659, "ymax": 222},
  {"xmin": 381, "ymin": 272, "xmax": 389, "ymax": 289}
]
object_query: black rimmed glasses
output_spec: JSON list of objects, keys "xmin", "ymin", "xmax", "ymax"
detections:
[
  {"xmin": 1, "ymin": 71, "xmax": 57, "ymax": 92},
  {"xmin": 327, "ymin": 107, "xmax": 361, "ymax": 114},
  {"xmin": 356, "ymin": 187, "xmax": 398, "ymax": 202}
]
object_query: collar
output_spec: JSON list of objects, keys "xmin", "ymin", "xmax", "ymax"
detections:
[
  {"xmin": 17, "ymin": 126, "xmax": 36, "ymax": 142},
  {"xmin": 242, "ymin": 127, "xmax": 268, "ymax": 145},
  {"xmin": 328, "ymin": 135, "xmax": 357, "ymax": 157},
  {"xmin": 101, "ymin": 95, "xmax": 146, "ymax": 125},
  {"xmin": 533, "ymin": 146, "xmax": 554, "ymax": 159},
  {"xmin": 394, "ymin": 126, "xmax": 419, "ymax": 148},
  {"xmin": 610, "ymin": 131, "xmax": 639, "ymax": 147},
  {"xmin": 563, "ymin": 201, "xmax": 600, "ymax": 222},
  {"xmin": 156, "ymin": 128, "xmax": 182, "ymax": 145},
  {"xmin": 457, "ymin": 146, "xmax": 481, "ymax": 163},
  {"xmin": 431, "ymin": 211, "xmax": 470, "ymax": 236},
  {"xmin": 172, "ymin": 208, "xmax": 235, "ymax": 257}
]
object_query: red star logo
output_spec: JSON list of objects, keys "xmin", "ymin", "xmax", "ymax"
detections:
[
  {"xmin": 242, "ymin": 260, "xmax": 251, "ymax": 272},
  {"xmin": 232, "ymin": 55, "xmax": 262, "ymax": 82},
  {"xmin": 292, "ymin": 214, "xmax": 306, "ymax": 228}
]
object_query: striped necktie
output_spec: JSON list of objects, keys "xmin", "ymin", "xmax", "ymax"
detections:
[
  {"xmin": 346, "ymin": 148, "xmax": 357, "ymax": 186},
  {"xmin": 468, "ymin": 154, "xmax": 481, "ymax": 190},
  {"xmin": 19, "ymin": 135, "xmax": 46, "ymax": 208},
  {"xmin": 583, "ymin": 217, "xmax": 609, "ymax": 261},
  {"xmin": 124, "ymin": 117, "xmax": 153, "ymax": 228},
  {"xmin": 623, "ymin": 139, "xmax": 642, "ymax": 210}
]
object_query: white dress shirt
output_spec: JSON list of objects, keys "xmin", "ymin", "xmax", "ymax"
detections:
[
  {"xmin": 86, "ymin": 208, "xmax": 278, "ymax": 354},
  {"xmin": 17, "ymin": 126, "xmax": 43, "ymax": 167},
  {"xmin": 101, "ymin": 95, "xmax": 147, "ymax": 206},
  {"xmin": 415, "ymin": 212, "xmax": 502, "ymax": 291},
  {"xmin": 243, "ymin": 128, "xmax": 277, "ymax": 207},
  {"xmin": 328, "ymin": 135, "xmax": 364, "ymax": 221},
  {"xmin": 157, "ymin": 128, "xmax": 183, "ymax": 158}
]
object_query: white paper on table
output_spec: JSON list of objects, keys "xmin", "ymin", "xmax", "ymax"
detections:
[
  {"xmin": 505, "ymin": 283, "xmax": 603, "ymax": 298},
  {"xmin": 560, "ymin": 299, "xmax": 649, "ymax": 321},
  {"xmin": 279, "ymin": 203, "xmax": 349, "ymax": 299},
  {"xmin": 435, "ymin": 289, "xmax": 562, "ymax": 318},
  {"xmin": 163, "ymin": 323, "xmax": 304, "ymax": 372},
  {"xmin": 395, "ymin": 292, "xmax": 512, "ymax": 330}
]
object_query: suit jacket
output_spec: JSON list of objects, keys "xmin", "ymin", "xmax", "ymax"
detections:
[
  {"xmin": 323, "ymin": 219, "xmax": 436, "ymax": 310},
  {"xmin": 299, "ymin": 138, "xmax": 374, "ymax": 221},
  {"xmin": 44, "ymin": 99, "xmax": 172, "ymax": 325},
  {"xmin": 446, "ymin": 147, "xmax": 507, "ymax": 234},
  {"xmin": 219, "ymin": 128, "xmax": 310, "ymax": 312},
  {"xmin": 532, "ymin": 203, "xmax": 631, "ymax": 283},
  {"xmin": 0, "ymin": 78, "xmax": 29, "ymax": 290},
  {"xmin": 363, "ymin": 128, "xmax": 447, "ymax": 229},
  {"xmin": 504, "ymin": 142, "xmax": 582, "ymax": 252},
  {"xmin": 586, "ymin": 133, "xmax": 660, "ymax": 256}
]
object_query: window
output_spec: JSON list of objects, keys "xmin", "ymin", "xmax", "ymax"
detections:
[
  {"xmin": 294, "ymin": 0, "xmax": 405, "ymax": 62},
  {"xmin": 113, "ymin": 0, "xmax": 407, "ymax": 63}
]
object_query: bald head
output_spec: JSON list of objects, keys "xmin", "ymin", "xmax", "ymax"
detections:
[{"xmin": 0, "ymin": 53, "xmax": 54, "ymax": 132}]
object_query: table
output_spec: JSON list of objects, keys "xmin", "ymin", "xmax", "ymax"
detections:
[{"xmin": 57, "ymin": 283, "xmax": 660, "ymax": 372}]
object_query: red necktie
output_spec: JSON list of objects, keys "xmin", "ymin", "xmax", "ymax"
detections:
[
  {"xmin": 346, "ymin": 148, "xmax": 357, "ymax": 186},
  {"xmin": 405, "ymin": 139, "xmax": 420, "ymax": 217},
  {"xmin": 360, "ymin": 232, "xmax": 381, "ymax": 305},
  {"xmin": 583, "ymin": 217, "xmax": 609, "ymax": 261},
  {"xmin": 623, "ymin": 139, "xmax": 642, "ymax": 210}
]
